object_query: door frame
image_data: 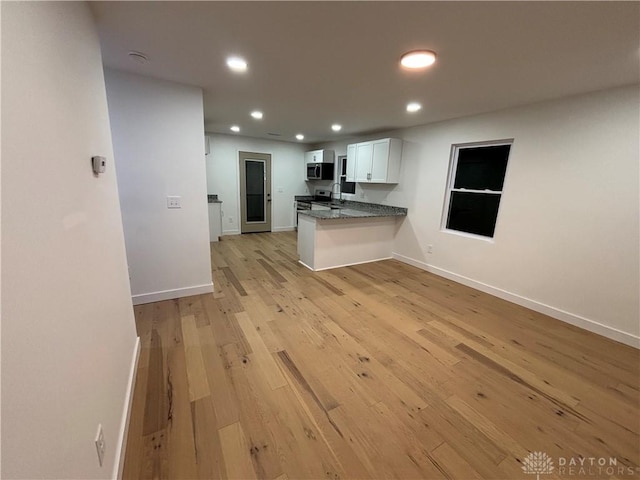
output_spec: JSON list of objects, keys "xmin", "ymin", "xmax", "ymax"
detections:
[{"xmin": 239, "ymin": 151, "xmax": 272, "ymax": 233}]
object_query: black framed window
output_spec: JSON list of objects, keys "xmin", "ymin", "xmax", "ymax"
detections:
[
  {"xmin": 443, "ymin": 141, "xmax": 512, "ymax": 238},
  {"xmin": 338, "ymin": 155, "xmax": 356, "ymax": 194}
]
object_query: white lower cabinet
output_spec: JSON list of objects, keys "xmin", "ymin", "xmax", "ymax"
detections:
[
  {"xmin": 347, "ymin": 138, "xmax": 402, "ymax": 184},
  {"xmin": 208, "ymin": 202, "xmax": 222, "ymax": 242}
]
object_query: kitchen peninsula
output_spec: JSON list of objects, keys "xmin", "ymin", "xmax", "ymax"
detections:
[{"xmin": 297, "ymin": 201, "xmax": 407, "ymax": 271}]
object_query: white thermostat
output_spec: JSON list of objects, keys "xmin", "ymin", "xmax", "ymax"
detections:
[{"xmin": 92, "ymin": 156, "xmax": 106, "ymax": 175}]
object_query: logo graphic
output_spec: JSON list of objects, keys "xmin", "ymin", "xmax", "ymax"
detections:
[{"xmin": 522, "ymin": 451, "xmax": 555, "ymax": 480}]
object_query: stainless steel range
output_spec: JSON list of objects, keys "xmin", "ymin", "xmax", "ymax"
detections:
[{"xmin": 295, "ymin": 188, "xmax": 334, "ymax": 229}]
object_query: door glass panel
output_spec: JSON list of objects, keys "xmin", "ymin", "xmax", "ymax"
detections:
[{"xmin": 245, "ymin": 160, "xmax": 265, "ymax": 222}]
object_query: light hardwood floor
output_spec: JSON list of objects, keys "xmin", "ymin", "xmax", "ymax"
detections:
[{"xmin": 123, "ymin": 232, "xmax": 639, "ymax": 479}]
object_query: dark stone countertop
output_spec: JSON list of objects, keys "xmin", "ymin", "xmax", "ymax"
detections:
[
  {"xmin": 207, "ymin": 194, "xmax": 223, "ymax": 204},
  {"xmin": 298, "ymin": 200, "xmax": 407, "ymax": 220}
]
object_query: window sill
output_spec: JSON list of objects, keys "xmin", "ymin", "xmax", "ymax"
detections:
[{"xmin": 441, "ymin": 228, "xmax": 495, "ymax": 243}]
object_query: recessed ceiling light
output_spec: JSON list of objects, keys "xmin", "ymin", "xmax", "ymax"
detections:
[
  {"xmin": 296, "ymin": 134, "xmax": 304, "ymax": 141},
  {"xmin": 128, "ymin": 51, "xmax": 148, "ymax": 64},
  {"xmin": 406, "ymin": 102, "xmax": 422, "ymax": 113},
  {"xmin": 230, "ymin": 125, "xmax": 240, "ymax": 132},
  {"xmin": 250, "ymin": 111, "xmax": 263, "ymax": 119},
  {"xmin": 400, "ymin": 50, "xmax": 437, "ymax": 69},
  {"xmin": 331, "ymin": 124, "xmax": 342, "ymax": 132},
  {"xmin": 226, "ymin": 56, "xmax": 248, "ymax": 72}
]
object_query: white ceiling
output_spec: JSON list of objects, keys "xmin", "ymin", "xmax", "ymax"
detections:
[{"xmin": 91, "ymin": 1, "xmax": 639, "ymax": 145}]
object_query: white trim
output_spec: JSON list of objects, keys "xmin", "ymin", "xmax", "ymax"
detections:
[
  {"xmin": 273, "ymin": 226, "xmax": 295, "ymax": 232},
  {"xmin": 298, "ymin": 259, "xmax": 314, "ymax": 271},
  {"xmin": 451, "ymin": 188, "xmax": 502, "ymax": 195},
  {"xmin": 221, "ymin": 227, "xmax": 295, "ymax": 234},
  {"xmin": 112, "ymin": 336, "xmax": 141, "ymax": 480},
  {"xmin": 441, "ymin": 228, "xmax": 495, "ymax": 243},
  {"xmin": 132, "ymin": 283, "xmax": 213, "ymax": 305},
  {"xmin": 392, "ymin": 252, "xmax": 640, "ymax": 349},
  {"xmin": 299, "ymin": 256, "xmax": 393, "ymax": 272}
]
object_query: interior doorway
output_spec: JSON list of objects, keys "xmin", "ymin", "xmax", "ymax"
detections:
[{"xmin": 239, "ymin": 151, "xmax": 272, "ymax": 233}]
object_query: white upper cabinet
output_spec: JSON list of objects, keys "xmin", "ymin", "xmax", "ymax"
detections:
[
  {"xmin": 348, "ymin": 138, "xmax": 402, "ymax": 184},
  {"xmin": 355, "ymin": 142, "xmax": 373, "ymax": 182},
  {"xmin": 346, "ymin": 144, "xmax": 357, "ymax": 182},
  {"xmin": 305, "ymin": 149, "xmax": 335, "ymax": 164}
]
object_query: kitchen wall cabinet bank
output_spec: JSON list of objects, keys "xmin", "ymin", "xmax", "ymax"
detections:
[{"xmin": 347, "ymin": 138, "xmax": 402, "ymax": 183}]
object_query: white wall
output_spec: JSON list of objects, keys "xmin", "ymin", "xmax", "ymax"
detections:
[
  {"xmin": 205, "ymin": 133, "xmax": 308, "ymax": 233},
  {"xmin": 319, "ymin": 86, "xmax": 640, "ymax": 346},
  {"xmin": 1, "ymin": 3, "xmax": 138, "ymax": 478},
  {"xmin": 105, "ymin": 70, "xmax": 213, "ymax": 304}
]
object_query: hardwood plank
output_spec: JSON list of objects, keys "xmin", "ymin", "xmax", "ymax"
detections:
[
  {"xmin": 190, "ymin": 397, "xmax": 226, "ymax": 479},
  {"xmin": 221, "ymin": 342, "xmax": 305, "ymax": 479},
  {"xmin": 257, "ymin": 257, "xmax": 287, "ymax": 283},
  {"xmin": 142, "ymin": 329, "xmax": 167, "ymax": 436},
  {"xmin": 234, "ymin": 311, "xmax": 288, "ymax": 389},
  {"xmin": 431, "ymin": 442, "xmax": 484, "ymax": 480},
  {"xmin": 179, "ymin": 295, "xmax": 210, "ymax": 327},
  {"xmin": 198, "ymin": 325, "xmax": 239, "ymax": 428},
  {"xmin": 446, "ymin": 394, "xmax": 528, "ymax": 460},
  {"xmin": 218, "ymin": 422, "xmax": 257, "ymax": 480},
  {"xmin": 221, "ymin": 266, "xmax": 248, "ymax": 296},
  {"xmin": 455, "ymin": 342, "xmax": 583, "ymax": 413},
  {"xmin": 276, "ymin": 350, "xmax": 340, "ymax": 413},
  {"xmin": 121, "ymin": 365, "xmax": 149, "ymax": 479},
  {"xmin": 275, "ymin": 351, "xmax": 372, "ymax": 479},
  {"xmin": 181, "ymin": 315, "xmax": 211, "ymax": 402},
  {"xmin": 164, "ymin": 335, "xmax": 199, "ymax": 479}
]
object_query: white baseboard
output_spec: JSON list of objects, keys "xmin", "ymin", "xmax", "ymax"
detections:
[
  {"xmin": 132, "ymin": 283, "xmax": 214, "ymax": 305},
  {"xmin": 392, "ymin": 252, "xmax": 639, "ymax": 349},
  {"xmin": 298, "ymin": 259, "xmax": 314, "ymax": 271},
  {"xmin": 300, "ymin": 256, "xmax": 393, "ymax": 272},
  {"xmin": 222, "ymin": 227, "xmax": 295, "ymax": 235},
  {"xmin": 113, "ymin": 336, "xmax": 141, "ymax": 480}
]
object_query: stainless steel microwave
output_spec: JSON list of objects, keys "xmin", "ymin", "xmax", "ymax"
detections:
[{"xmin": 306, "ymin": 163, "xmax": 334, "ymax": 180}]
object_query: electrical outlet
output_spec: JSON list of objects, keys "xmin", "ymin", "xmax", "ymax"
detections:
[
  {"xmin": 166, "ymin": 196, "xmax": 181, "ymax": 209},
  {"xmin": 95, "ymin": 424, "xmax": 105, "ymax": 467},
  {"xmin": 228, "ymin": 216, "xmax": 233, "ymax": 223},
  {"xmin": 427, "ymin": 244, "xmax": 433, "ymax": 254},
  {"xmin": 277, "ymin": 186, "xmax": 284, "ymax": 193}
]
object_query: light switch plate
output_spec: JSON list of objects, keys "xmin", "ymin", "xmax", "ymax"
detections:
[{"xmin": 167, "ymin": 196, "xmax": 182, "ymax": 209}]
